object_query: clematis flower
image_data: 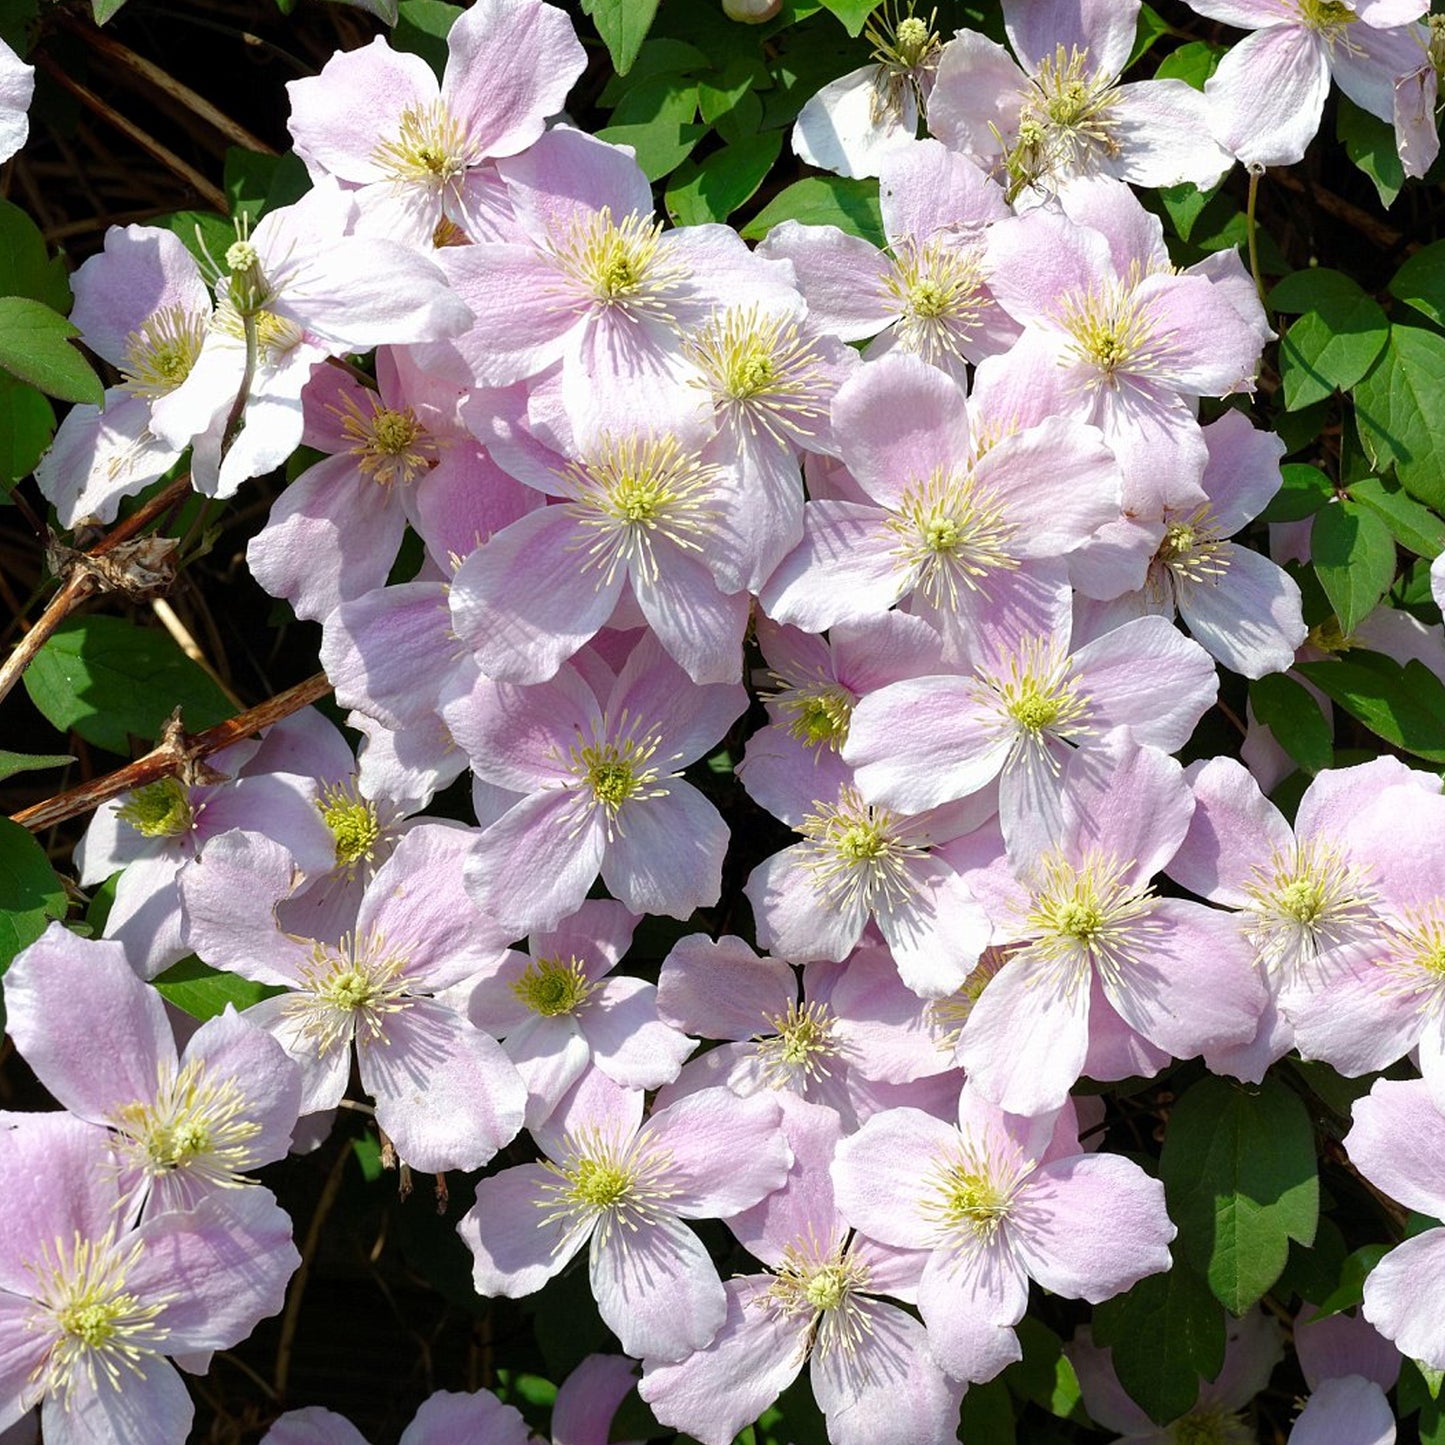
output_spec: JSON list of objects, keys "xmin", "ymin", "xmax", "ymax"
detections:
[
  {"xmin": 928, "ymin": 0, "xmax": 1232, "ymax": 201},
  {"xmin": 286, "ymin": 0, "xmax": 586, "ymax": 246},
  {"xmin": 5, "ymin": 924, "xmax": 302, "ymax": 1221},
  {"xmin": 1289, "ymin": 1376, "xmax": 1396, "ymax": 1445},
  {"xmin": 181, "ymin": 823, "xmax": 526, "ymax": 1172},
  {"xmin": 0, "ymin": 36, "xmax": 32, "ymax": 163},
  {"xmin": 640, "ymin": 1099, "xmax": 964, "ymax": 1445},
  {"xmin": 442, "ymin": 632, "xmax": 746, "ymax": 935},
  {"xmin": 831, "ymin": 1085, "xmax": 1175, "ymax": 1385},
  {"xmin": 0, "ymin": 1112, "xmax": 298, "ymax": 1445},
  {"xmin": 1192, "ymin": 0, "xmax": 1430, "ymax": 169},
  {"xmin": 459, "ymin": 1072, "xmax": 792, "ymax": 1363}
]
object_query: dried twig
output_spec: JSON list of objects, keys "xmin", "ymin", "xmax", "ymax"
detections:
[{"xmin": 9, "ymin": 671, "xmax": 333, "ymax": 832}]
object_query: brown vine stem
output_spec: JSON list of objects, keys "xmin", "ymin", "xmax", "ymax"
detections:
[
  {"xmin": 58, "ymin": 16, "xmax": 276, "ymax": 157},
  {"xmin": 0, "ymin": 474, "xmax": 195, "ymax": 708},
  {"xmin": 35, "ymin": 57, "xmax": 229, "ymax": 213},
  {"xmin": 9, "ymin": 670, "xmax": 332, "ymax": 832}
]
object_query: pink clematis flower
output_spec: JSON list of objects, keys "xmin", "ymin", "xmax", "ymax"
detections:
[
  {"xmin": 0, "ymin": 36, "xmax": 32, "ymax": 163},
  {"xmin": 286, "ymin": 0, "xmax": 586, "ymax": 246},
  {"xmin": 832, "ymin": 1085, "xmax": 1175, "ymax": 1385},
  {"xmin": 459, "ymin": 1072, "xmax": 792, "ymax": 1363}
]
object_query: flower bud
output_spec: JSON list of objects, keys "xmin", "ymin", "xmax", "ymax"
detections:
[{"xmin": 722, "ymin": 0, "xmax": 781, "ymax": 22}]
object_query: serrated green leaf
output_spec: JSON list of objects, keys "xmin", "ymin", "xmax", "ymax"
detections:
[
  {"xmin": 152, "ymin": 955, "xmax": 285, "ymax": 1020},
  {"xmin": 740, "ymin": 175, "xmax": 884, "ymax": 246},
  {"xmin": 0, "ymin": 371, "xmax": 53, "ymax": 489},
  {"xmin": 0, "ymin": 749, "xmax": 73, "ymax": 782},
  {"xmin": 1337, "ymin": 95, "xmax": 1405, "ymax": 207},
  {"xmin": 582, "ymin": 0, "xmax": 662, "ymax": 75},
  {"xmin": 1249, "ymin": 673, "xmax": 1332, "ymax": 775},
  {"xmin": 1092, "ymin": 1259, "xmax": 1226, "ymax": 1424},
  {"xmin": 1260, "ymin": 463, "xmax": 1334, "ymax": 524},
  {"xmin": 0, "ymin": 298, "xmax": 103, "ymax": 405},
  {"xmin": 666, "ymin": 131, "xmax": 782, "ymax": 223},
  {"xmin": 1311, "ymin": 500, "xmax": 1397, "ymax": 634},
  {"xmin": 818, "ymin": 0, "xmax": 875, "ymax": 36},
  {"xmin": 0, "ymin": 818, "xmax": 68, "ymax": 977},
  {"xmin": 1390, "ymin": 239, "xmax": 1445, "ymax": 328},
  {"xmin": 0, "ymin": 198, "xmax": 71, "ymax": 311},
  {"xmin": 1349, "ymin": 476, "xmax": 1445, "ymax": 558},
  {"xmin": 24, "ymin": 615, "xmax": 235, "ymax": 755},
  {"xmin": 1355, "ymin": 326, "xmax": 1445, "ymax": 512},
  {"xmin": 1159, "ymin": 1075, "xmax": 1319, "ymax": 1316},
  {"xmin": 1296, "ymin": 654, "xmax": 1445, "ymax": 764}
]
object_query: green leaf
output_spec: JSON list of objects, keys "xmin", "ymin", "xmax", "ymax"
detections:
[
  {"xmin": 0, "ymin": 817, "xmax": 68, "ymax": 973},
  {"xmin": 24, "ymin": 615, "xmax": 235, "ymax": 755},
  {"xmin": 665, "ymin": 131, "xmax": 783, "ymax": 223},
  {"xmin": 1155, "ymin": 182, "xmax": 1218, "ymax": 243},
  {"xmin": 1249, "ymin": 673, "xmax": 1332, "ymax": 775},
  {"xmin": 1402, "ymin": 1358, "xmax": 1445, "ymax": 1418},
  {"xmin": 582, "ymin": 0, "xmax": 662, "ymax": 75},
  {"xmin": 597, "ymin": 74, "xmax": 705, "ymax": 180},
  {"xmin": 157, "ymin": 210, "xmax": 236, "ymax": 271},
  {"xmin": 1092, "ymin": 1259, "xmax": 1226, "ymax": 1424},
  {"xmin": 1309, "ymin": 1243, "xmax": 1391, "ymax": 1320},
  {"xmin": 1128, "ymin": 3, "xmax": 1170, "ymax": 65},
  {"xmin": 152, "ymin": 955, "xmax": 285, "ymax": 1020},
  {"xmin": 0, "ymin": 298, "xmax": 104, "ymax": 405},
  {"xmin": 1336, "ymin": 95, "xmax": 1405, "ymax": 207},
  {"xmin": 0, "ymin": 199, "xmax": 72, "ymax": 311},
  {"xmin": 1355, "ymin": 326, "xmax": 1445, "ymax": 512},
  {"xmin": 1311, "ymin": 500, "xmax": 1397, "ymax": 634},
  {"xmin": 960, "ymin": 1379, "xmax": 1015, "ymax": 1444},
  {"xmin": 0, "ymin": 749, "xmax": 73, "ymax": 782},
  {"xmin": 1390, "ymin": 239, "xmax": 1445, "ymax": 328},
  {"xmin": 1268, "ymin": 269, "xmax": 1388, "ymax": 411},
  {"xmin": 393, "ymin": 0, "xmax": 461, "ymax": 75},
  {"xmin": 1259, "ymin": 463, "xmax": 1334, "ymax": 524},
  {"xmin": 1151, "ymin": 39, "xmax": 1222, "ymax": 90},
  {"xmin": 598, "ymin": 39, "xmax": 710, "ymax": 105},
  {"xmin": 0, "ymin": 371, "xmax": 53, "ymax": 489},
  {"xmin": 1159, "ymin": 1074, "xmax": 1319, "ymax": 1316},
  {"xmin": 223, "ymin": 147, "xmax": 310, "ymax": 220},
  {"xmin": 90, "ymin": 0, "xmax": 128, "ymax": 23},
  {"xmin": 1004, "ymin": 1317, "xmax": 1085, "ymax": 1422},
  {"xmin": 740, "ymin": 176, "xmax": 884, "ymax": 246},
  {"xmin": 1296, "ymin": 654, "xmax": 1445, "ymax": 764},
  {"xmin": 817, "ymin": 0, "xmax": 875, "ymax": 35},
  {"xmin": 1348, "ymin": 475, "xmax": 1445, "ymax": 558}
]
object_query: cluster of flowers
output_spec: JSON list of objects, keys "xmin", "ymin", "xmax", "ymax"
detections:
[{"xmin": 5, "ymin": 0, "xmax": 1445, "ymax": 1441}]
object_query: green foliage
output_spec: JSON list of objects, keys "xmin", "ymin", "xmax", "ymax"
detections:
[
  {"xmin": 0, "ymin": 198, "xmax": 72, "ymax": 311},
  {"xmin": 223, "ymin": 147, "xmax": 311, "ymax": 220},
  {"xmin": 152, "ymin": 955, "xmax": 284, "ymax": 1020},
  {"xmin": 1091, "ymin": 1256, "xmax": 1226, "ymax": 1424},
  {"xmin": 1307, "ymin": 1242, "xmax": 1391, "ymax": 1320},
  {"xmin": 961, "ymin": 1379, "xmax": 1016, "ymax": 1442},
  {"xmin": 392, "ymin": 0, "xmax": 461, "ymax": 74},
  {"xmin": 1336, "ymin": 96, "xmax": 1405, "ymax": 207},
  {"xmin": 1348, "ymin": 475, "xmax": 1445, "ymax": 559},
  {"xmin": 0, "ymin": 370, "xmax": 53, "ymax": 490},
  {"xmin": 1249, "ymin": 673, "xmax": 1331, "ymax": 775},
  {"xmin": 597, "ymin": 75, "xmax": 706, "ymax": 179},
  {"xmin": 1354, "ymin": 325, "xmax": 1445, "ymax": 511},
  {"xmin": 1390, "ymin": 239, "xmax": 1445, "ymax": 328},
  {"xmin": 666, "ymin": 132, "xmax": 782, "ymax": 223},
  {"xmin": 740, "ymin": 175, "xmax": 884, "ymax": 245},
  {"xmin": 1159, "ymin": 1074, "xmax": 1318, "ymax": 1316},
  {"xmin": 583, "ymin": 0, "xmax": 663, "ymax": 75},
  {"xmin": 1269, "ymin": 269, "xmax": 1388, "ymax": 411},
  {"xmin": 1151, "ymin": 39, "xmax": 1221, "ymax": 91},
  {"xmin": 0, "ymin": 298, "xmax": 103, "ymax": 405},
  {"xmin": 24, "ymin": 615, "xmax": 236, "ymax": 754},
  {"xmin": 0, "ymin": 817, "xmax": 68, "ymax": 977},
  {"xmin": 1297, "ymin": 654, "xmax": 1445, "ymax": 765},
  {"xmin": 1004, "ymin": 1317, "xmax": 1086, "ymax": 1422},
  {"xmin": 817, "ymin": 0, "xmax": 875, "ymax": 36},
  {"xmin": 1310, "ymin": 500, "xmax": 1397, "ymax": 635},
  {"xmin": 0, "ymin": 749, "xmax": 74, "ymax": 782}
]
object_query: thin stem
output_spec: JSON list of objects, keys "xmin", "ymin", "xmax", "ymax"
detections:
[
  {"xmin": 9, "ymin": 671, "xmax": 333, "ymax": 831},
  {"xmin": 1245, "ymin": 165, "xmax": 1266, "ymax": 309},
  {"xmin": 220, "ymin": 310, "xmax": 260, "ymax": 464}
]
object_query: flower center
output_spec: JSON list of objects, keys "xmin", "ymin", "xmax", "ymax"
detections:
[
  {"xmin": 775, "ymin": 680, "xmax": 855, "ymax": 752},
  {"xmin": 1298, "ymin": 0, "xmax": 1356, "ymax": 38},
  {"xmin": 1023, "ymin": 849, "xmax": 1158, "ymax": 991},
  {"xmin": 1055, "ymin": 266, "xmax": 1170, "ymax": 386},
  {"xmin": 1008, "ymin": 44, "xmax": 1120, "ymax": 198},
  {"xmin": 512, "ymin": 955, "xmax": 594, "ymax": 1017},
  {"xmin": 1156, "ymin": 508, "xmax": 1230, "ymax": 590},
  {"xmin": 29, "ymin": 1232, "xmax": 170, "ymax": 1407},
  {"xmin": 922, "ymin": 1137, "xmax": 1029, "ymax": 1245},
  {"xmin": 537, "ymin": 1127, "xmax": 678, "ymax": 1252},
  {"xmin": 887, "ymin": 465, "xmax": 1020, "ymax": 609},
  {"xmin": 558, "ymin": 712, "xmax": 673, "ymax": 840},
  {"xmin": 762, "ymin": 1241, "xmax": 873, "ymax": 1358},
  {"xmin": 752, "ymin": 998, "xmax": 842, "ymax": 1087},
  {"xmin": 1241, "ymin": 842, "xmax": 1376, "ymax": 977},
  {"xmin": 374, "ymin": 100, "xmax": 474, "ymax": 189},
  {"xmin": 798, "ymin": 786, "xmax": 927, "ymax": 916},
  {"xmin": 866, "ymin": 4, "xmax": 942, "ymax": 81},
  {"xmin": 563, "ymin": 433, "xmax": 720, "ymax": 588},
  {"xmin": 928, "ymin": 946, "xmax": 1011, "ymax": 1049},
  {"xmin": 285, "ymin": 934, "xmax": 411, "ymax": 1055},
  {"xmin": 111, "ymin": 1058, "xmax": 262, "ymax": 1191},
  {"xmin": 882, "ymin": 238, "xmax": 986, "ymax": 367},
  {"xmin": 317, "ymin": 783, "xmax": 382, "ymax": 872},
  {"xmin": 115, "ymin": 778, "xmax": 193, "ymax": 839},
  {"xmin": 336, "ymin": 392, "xmax": 438, "ymax": 488},
  {"xmin": 687, "ymin": 306, "xmax": 829, "ymax": 446},
  {"xmin": 121, "ymin": 306, "xmax": 207, "ymax": 399},
  {"xmin": 1172, "ymin": 1406, "xmax": 1256, "ymax": 1445},
  {"xmin": 551, "ymin": 206, "xmax": 688, "ymax": 317}
]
